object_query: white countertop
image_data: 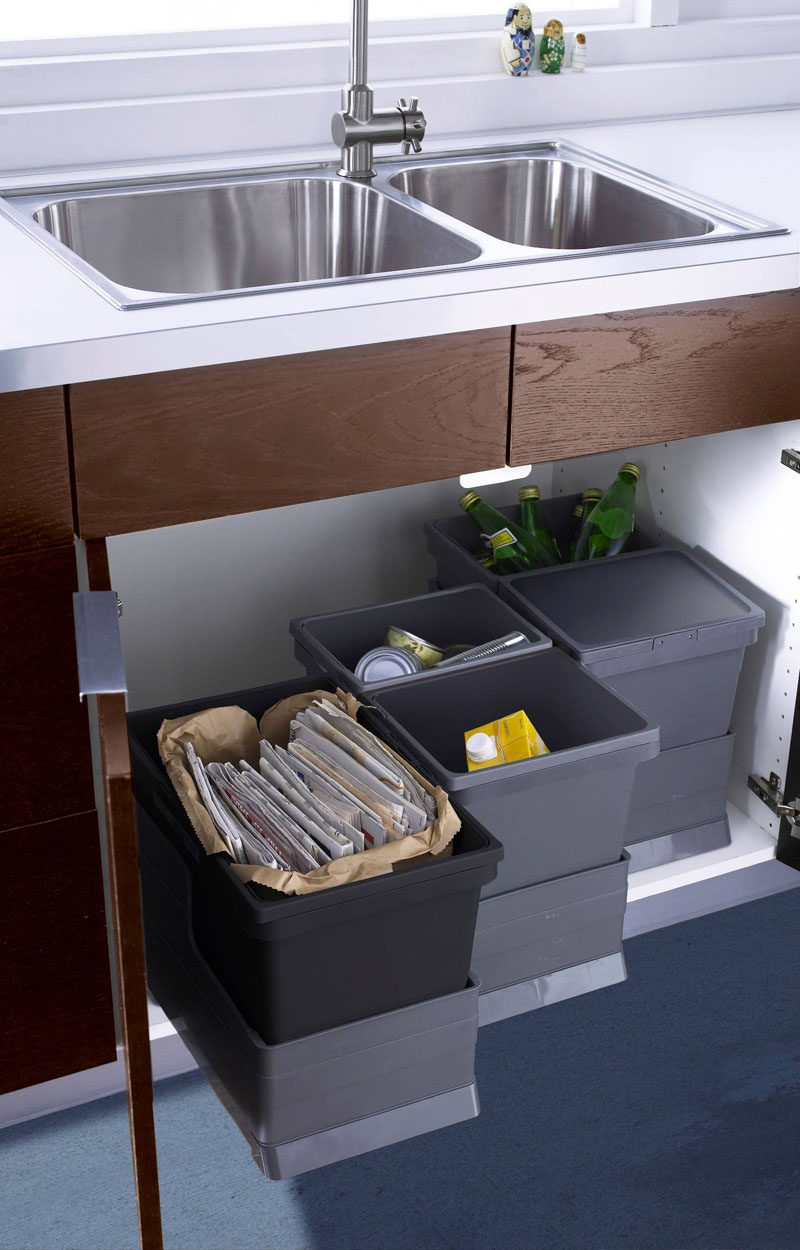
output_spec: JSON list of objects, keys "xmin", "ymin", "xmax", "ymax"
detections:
[{"xmin": 1, "ymin": 108, "xmax": 798, "ymax": 394}]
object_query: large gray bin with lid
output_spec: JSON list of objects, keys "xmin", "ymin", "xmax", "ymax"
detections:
[
  {"xmin": 366, "ymin": 648, "xmax": 659, "ymax": 896},
  {"xmin": 291, "ymin": 584, "xmax": 551, "ymax": 694},
  {"xmin": 424, "ymin": 494, "xmax": 655, "ymax": 594},
  {"xmin": 471, "ymin": 854, "xmax": 629, "ymax": 993},
  {"xmin": 502, "ymin": 548, "xmax": 764, "ymax": 750},
  {"xmin": 138, "ymin": 806, "xmax": 481, "ymax": 1181}
]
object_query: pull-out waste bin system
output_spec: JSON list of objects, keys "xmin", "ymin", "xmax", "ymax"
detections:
[
  {"xmin": 503, "ymin": 547, "xmax": 765, "ymax": 866},
  {"xmin": 291, "ymin": 583, "xmax": 551, "ymax": 694},
  {"xmin": 138, "ymin": 805, "xmax": 483, "ymax": 1180},
  {"xmin": 424, "ymin": 493, "xmax": 655, "ymax": 594},
  {"xmin": 129, "ymin": 675, "xmax": 502, "ymax": 1176}
]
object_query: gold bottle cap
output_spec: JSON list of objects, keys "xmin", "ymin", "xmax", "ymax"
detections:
[
  {"xmin": 572, "ymin": 502, "xmax": 584, "ymax": 517},
  {"xmin": 518, "ymin": 485, "xmax": 541, "ymax": 501},
  {"xmin": 582, "ymin": 488, "xmax": 603, "ymax": 502},
  {"xmin": 620, "ymin": 462, "xmax": 640, "ymax": 480},
  {"xmin": 459, "ymin": 490, "xmax": 481, "ymax": 510}
]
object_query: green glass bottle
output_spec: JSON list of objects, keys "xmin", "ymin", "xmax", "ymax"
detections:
[
  {"xmin": 574, "ymin": 465, "xmax": 640, "ymax": 561},
  {"xmin": 565, "ymin": 488, "xmax": 603, "ymax": 561},
  {"xmin": 459, "ymin": 491, "xmax": 557, "ymax": 574},
  {"xmin": 518, "ymin": 485, "xmax": 561, "ymax": 562}
]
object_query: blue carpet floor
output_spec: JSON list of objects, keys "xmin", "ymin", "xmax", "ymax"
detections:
[{"xmin": 2, "ymin": 889, "xmax": 799, "ymax": 1250}]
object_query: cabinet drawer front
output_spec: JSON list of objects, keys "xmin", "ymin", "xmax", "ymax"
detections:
[
  {"xmin": 0, "ymin": 388, "xmax": 73, "ymax": 555},
  {"xmin": 510, "ymin": 290, "xmax": 800, "ymax": 465},
  {"xmin": 0, "ymin": 810, "xmax": 116, "ymax": 1094},
  {"xmin": 69, "ymin": 329, "xmax": 512, "ymax": 537},
  {"xmin": 0, "ymin": 544, "xmax": 94, "ymax": 830}
]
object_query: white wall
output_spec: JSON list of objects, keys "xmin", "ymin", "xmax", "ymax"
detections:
[{"xmin": 108, "ymin": 467, "xmax": 554, "ymax": 711}]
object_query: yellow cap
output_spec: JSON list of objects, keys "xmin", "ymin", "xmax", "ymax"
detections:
[
  {"xmin": 620, "ymin": 462, "xmax": 640, "ymax": 480},
  {"xmin": 518, "ymin": 485, "xmax": 541, "ymax": 501},
  {"xmin": 459, "ymin": 490, "xmax": 481, "ymax": 510},
  {"xmin": 582, "ymin": 488, "xmax": 603, "ymax": 502}
]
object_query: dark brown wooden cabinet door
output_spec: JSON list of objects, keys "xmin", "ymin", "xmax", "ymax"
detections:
[
  {"xmin": 0, "ymin": 387, "xmax": 74, "ymax": 556},
  {"xmin": 0, "ymin": 809, "xmax": 116, "ymax": 1092},
  {"xmin": 0, "ymin": 544, "xmax": 94, "ymax": 830},
  {"xmin": 509, "ymin": 290, "xmax": 800, "ymax": 466},
  {"xmin": 68, "ymin": 328, "xmax": 512, "ymax": 537},
  {"xmin": 84, "ymin": 540, "xmax": 163, "ymax": 1250}
]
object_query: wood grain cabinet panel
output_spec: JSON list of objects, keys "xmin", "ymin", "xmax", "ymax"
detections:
[
  {"xmin": 68, "ymin": 328, "xmax": 512, "ymax": 537},
  {"xmin": 509, "ymin": 290, "xmax": 800, "ymax": 466},
  {"xmin": 0, "ymin": 545, "xmax": 94, "ymax": 830},
  {"xmin": 0, "ymin": 809, "xmax": 116, "ymax": 1093},
  {"xmin": 0, "ymin": 387, "xmax": 74, "ymax": 555}
]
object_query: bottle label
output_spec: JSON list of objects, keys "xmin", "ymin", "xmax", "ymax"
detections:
[{"xmin": 484, "ymin": 528, "xmax": 516, "ymax": 552}]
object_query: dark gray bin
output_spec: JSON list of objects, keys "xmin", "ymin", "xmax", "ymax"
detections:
[
  {"xmin": 625, "ymin": 816, "xmax": 731, "ymax": 872},
  {"xmin": 291, "ymin": 584, "xmax": 551, "ymax": 694},
  {"xmin": 625, "ymin": 731, "xmax": 735, "ymax": 844},
  {"xmin": 366, "ymin": 648, "xmax": 659, "ymax": 896},
  {"xmin": 503, "ymin": 548, "xmax": 764, "ymax": 750},
  {"xmin": 472, "ymin": 855, "xmax": 629, "ymax": 993},
  {"xmin": 138, "ymin": 807, "xmax": 481, "ymax": 1180},
  {"xmin": 425, "ymin": 494, "xmax": 655, "ymax": 593}
]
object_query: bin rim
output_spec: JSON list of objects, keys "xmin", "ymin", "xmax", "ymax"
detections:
[{"xmin": 368, "ymin": 647, "xmax": 660, "ymax": 791}]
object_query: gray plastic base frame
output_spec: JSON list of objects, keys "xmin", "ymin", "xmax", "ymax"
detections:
[
  {"xmin": 625, "ymin": 815, "xmax": 731, "ymax": 871},
  {"xmin": 478, "ymin": 952, "xmax": 627, "ymax": 1027},
  {"xmin": 258, "ymin": 1084, "xmax": 480, "ymax": 1180}
]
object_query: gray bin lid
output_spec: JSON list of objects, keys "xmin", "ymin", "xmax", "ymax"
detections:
[{"xmin": 505, "ymin": 548, "xmax": 765, "ymax": 665}]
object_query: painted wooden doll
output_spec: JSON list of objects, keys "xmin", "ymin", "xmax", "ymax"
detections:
[
  {"xmin": 540, "ymin": 19, "xmax": 565, "ymax": 74},
  {"xmin": 570, "ymin": 32, "xmax": 587, "ymax": 72},
  {"xmin": 501, "ymin": 6, "xmax": 535, "ymax": 77}
]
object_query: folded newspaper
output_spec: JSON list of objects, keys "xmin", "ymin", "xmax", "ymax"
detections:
[{"xmin": 157, "ymin": 688, "xmax": 460, "ymax": 895}]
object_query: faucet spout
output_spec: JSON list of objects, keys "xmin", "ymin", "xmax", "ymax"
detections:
[{"xmin": 332, "ymin": 0, "xmax": 426, "ymax": 179}]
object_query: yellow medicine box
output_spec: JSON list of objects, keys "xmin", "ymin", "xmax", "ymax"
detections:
[{"xmin": 465, "ymin": 709, "xmax": 550, "ymax": 772}]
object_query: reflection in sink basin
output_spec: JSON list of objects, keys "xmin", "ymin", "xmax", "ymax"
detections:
[
  {"xmin": 389, "ymin": 158, "xmax": 716, "ymax": 250},
  {"xmin": 30, "ymin": 176, "xmax": 481, "ymax": 302}
]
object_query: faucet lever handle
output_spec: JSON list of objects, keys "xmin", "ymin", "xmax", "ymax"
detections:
[{"xmin": 401, "ymin": 137, "xmax": 424, "ymax": 156}]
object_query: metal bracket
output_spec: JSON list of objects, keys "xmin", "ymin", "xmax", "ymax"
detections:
[
  {"xmin": 73, "ymin": 591, "xmax": 128, "ymax": 700},
  {"xmin": 748, "ymin": 771, "xmax": 800, "ymax": 838},
  {"xmin": 781, "ymin": 448, "xmax": 800, "ymax": 475}
]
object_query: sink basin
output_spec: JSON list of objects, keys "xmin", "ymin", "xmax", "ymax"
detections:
[
  {"xmin": 389, "ymin": 157, "xmax": 716, "ymax": 250},
  {"xmin": 0, "ymin": 142, "xmax": 784, "ymax": 310},
  {"xmin": 10, "ymin": 174, "xmax": 480, "ymax": 307}
]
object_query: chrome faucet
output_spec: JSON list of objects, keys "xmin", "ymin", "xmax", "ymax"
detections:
[{"xmin": 331, "ymin": 0, "xmax": 426, "ymax": 179}]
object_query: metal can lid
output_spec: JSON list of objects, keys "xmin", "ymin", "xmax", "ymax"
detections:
[
  {"xmin": 466, "ymin": 732, "xmax": 498, "ymax": 763},
  {"xmin": 354, "ymin": 646, "xmax": 426, "ymax": 683}
]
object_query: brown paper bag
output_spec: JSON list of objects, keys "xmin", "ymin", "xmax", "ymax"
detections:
[{"xmin": 157, "ymin": 688, "xmax": 460, "ymax": 896}]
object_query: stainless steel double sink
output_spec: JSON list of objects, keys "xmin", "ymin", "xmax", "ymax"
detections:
[{"xmin": 0, "ymin": 141, "xmax": 784, "ymax": 309}]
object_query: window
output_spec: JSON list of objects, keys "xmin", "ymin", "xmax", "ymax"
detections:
[{"xmin": 0, "ymin": 2, "xmax": 635, "ymax": 48}]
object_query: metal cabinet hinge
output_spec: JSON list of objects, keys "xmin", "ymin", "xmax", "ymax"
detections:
[
  {"xmin": 781, "ymin": 448, "xmax": 800, "ymax": 475},
  {"xmin": 748, "ymin": 771, "xmax": 800, "ymax": 838}
]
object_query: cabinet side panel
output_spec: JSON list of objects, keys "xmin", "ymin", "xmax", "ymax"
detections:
[
  {"xmin": 510, "ymin": 290, "xmax": 800, "ymax": 465},
  {"xmin": 0, "ymin": 810, "xmax": 116, "ymax": 1093},
  {"xmin": 0, "ymin": 387, "xmax": 74, "ymax": 555},
  {"xmin": 0, "ymin": 544, "xmax": 94, "ymax": 829},
  {"xmin": 69, "ymin": 329, "xmax": 512, "ymax": 537}
]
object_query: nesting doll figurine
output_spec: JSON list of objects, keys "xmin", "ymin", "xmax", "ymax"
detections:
[
  {"xmin": 540, "ymin": 18, "xmax": 566, "ymax": 73},
  {"xmin": 570, "ymin": 31, "xmax": 587, "ymax": 71},
  {"xmin": 501, "ymin": 6, "xmax": 535, "ymax": 77}
]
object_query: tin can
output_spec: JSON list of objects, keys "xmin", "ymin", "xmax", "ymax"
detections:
[
  {"xmin": 384, "ymin": 626, "xmax": 443, "ymax": 668},
  {"xmin": 355, "ymin": 646, "xmax": 426, "ymax": 685}
]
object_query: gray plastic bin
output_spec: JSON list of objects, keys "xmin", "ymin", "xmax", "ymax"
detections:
[
  {"xmin": 425, "ymin": 494, "xmax": 655, "ymax": 593},
  {"xmin": 291, "ymin": 584, "xmax": 551, "ymax": 694},
  {"xmin": 472, "ymin": 855, "xmax": 629, "ymax": 993},
  {"xmin": 625, "ymin": 731, "xmax": 734, "ymax": 844},
  {"xmin": 503, "ymin": 549, "xmax": 765, "ymax": 749},
  {"xmin": 366, "ymin": 648, "xmax": 659, "ymax": 896},
  {"xmin": 138, "ymin": 807, "xmax": 481, "ymax": 1180}
]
